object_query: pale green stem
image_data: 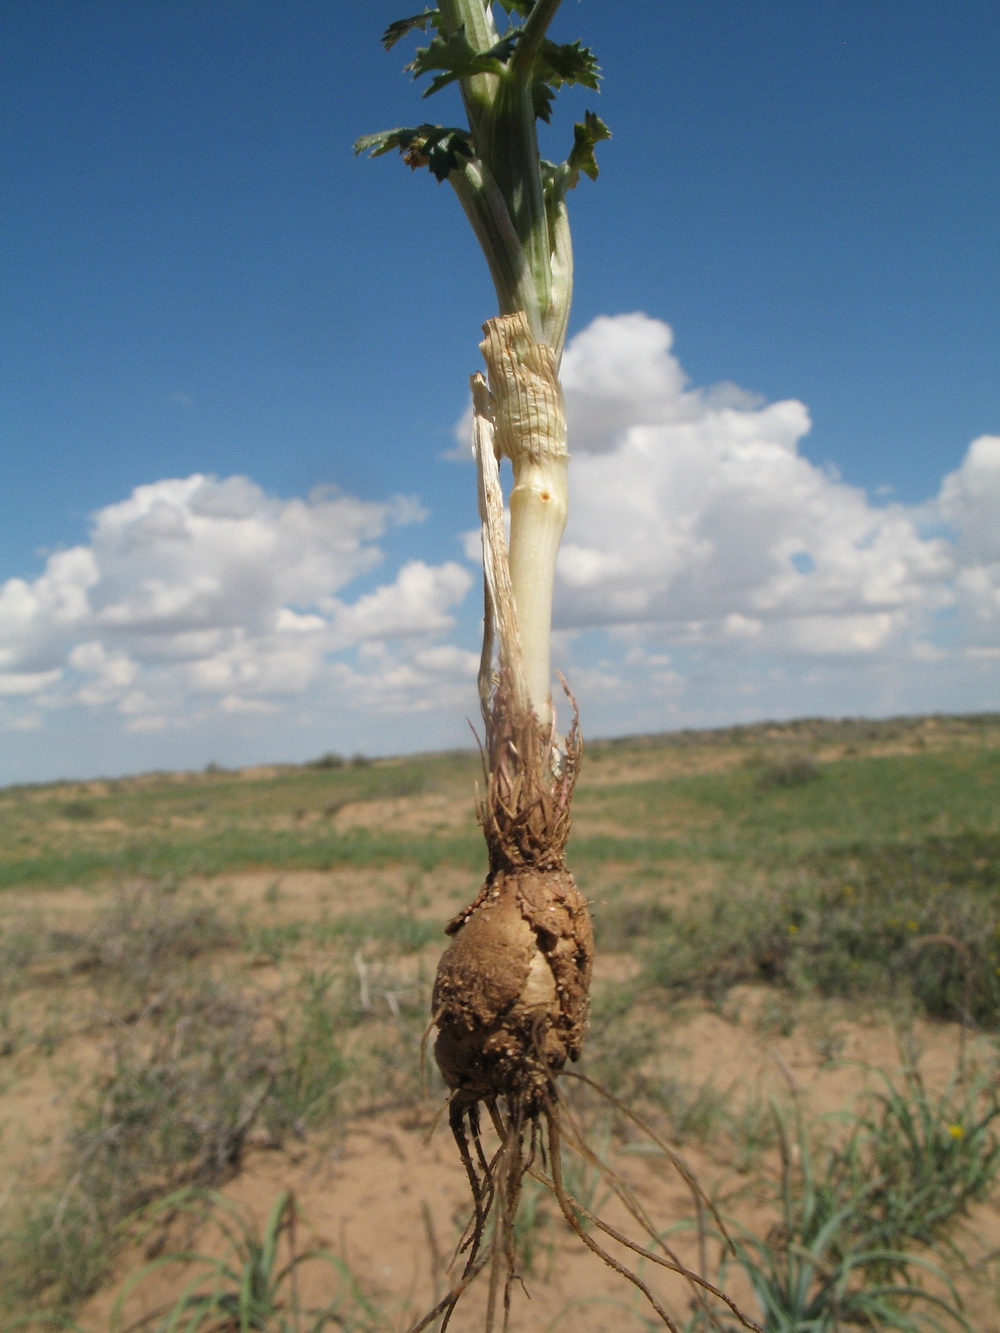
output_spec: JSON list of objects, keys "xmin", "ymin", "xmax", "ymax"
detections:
[
  {"xmin": 437, "ymin": 0, "xmax": 501, "ymax": 133},
  {"xmin": 477, "ymin": 74, "xmax": 553, "ymax": 326},
  {"xmin": 543, "ymin": 195, "xmax": 573, "ymax": 363},
  {"xmin": 450, "ymin": 157, "xmax": 543, "ymax": 340}
]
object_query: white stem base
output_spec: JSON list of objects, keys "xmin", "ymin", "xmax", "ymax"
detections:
[{"xmin": 479, "ymin": 314, "xmax": 568, "ymax": 729}]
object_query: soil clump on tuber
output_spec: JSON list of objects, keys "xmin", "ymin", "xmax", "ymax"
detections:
[{"xmin": 433, "ymin": 862, "xmax": 593, "ymax": 1108}]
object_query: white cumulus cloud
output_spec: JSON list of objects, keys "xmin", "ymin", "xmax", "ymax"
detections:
[
  {"xmin": 559, "ymin": 313, "xmax": 956, "ymax": 659},
  {"xmin": 937, "ymin": 435, "xmax": 1000, "ymax": 644},
  {"xmin": 0, "ymin": 474, "xmax": 474, "ymax": 740}
]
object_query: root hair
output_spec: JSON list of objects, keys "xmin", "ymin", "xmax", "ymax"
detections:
[{"xmin": 406, "ymin": 1080, "xmax": 762, "ymax": 1333}]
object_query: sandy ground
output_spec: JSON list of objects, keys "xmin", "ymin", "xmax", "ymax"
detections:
[
  {"xmin": 64, "ymin": 972, "xmax": 1000, "ymax": 1333},
  {"xmin": 5, "ymin": 715, "xmax": 1000, "ymax": 1331}
]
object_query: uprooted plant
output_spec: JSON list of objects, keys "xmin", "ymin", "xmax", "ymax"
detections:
[{"xmin": 358, "ymin": 6, "xmax": 759, "ymax": 1331}]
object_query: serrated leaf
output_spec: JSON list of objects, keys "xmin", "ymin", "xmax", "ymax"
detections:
[
  {"xmin": 532, "ymin": 80, "xmax": 556, "ymax": 124},
  {"xmin": 425, "ymin": 131, "xmax": 475, "ymax": 180},
  {"xmin": 381, "ymin": 9, "xmax": 442, "ymax": 52},
  {"xmin": 354, "ymin": 123, "xmax": 474, "ymax": 182},
  {"xmin": 530, "ymin": 40, "xmax": 600, "ymax": 124},
  {"xmin": 566, "ymin": 110, "xmax": 611, "ymax": 182},
  {"xmin": 495, "ymin": 1, "xmax": 535, "ymax": 16},
  {"xmin": 353, "ymin": 128, "xmax": 413, "ymax": 159},
  {"xmin": 408, "ymin": 30, "xmax": 517, "ymax": 98},
  {"xmin": 537, "ymin": 39, "xmax": 600, "ymax": 92}
]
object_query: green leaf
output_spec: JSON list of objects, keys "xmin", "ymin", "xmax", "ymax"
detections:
[
  {"xmin": 530, "ymin": 39, "xmax": 600, "ymax": 123},
  {"xmin": 353, "ymin": 124, "xmax": 474, "ymax": 182},
  {"xmin": 566, "ymin": 109, "xmax": 611, "ymax": 182},
  {"xmin": 495, "ymin": 1, "xmax": 535, "ymax": 16},
  {"xmin": 538, "ymin": 39, "xmax": 600, "ymax": 91},
  {"xmin": 532, "ymin": 83, "xmax": 555, "ymax": 124},
  {"xmin": 408, "ymin": 29, "xmax": 519, "ymax": 98},
  {"xmin": 381, "ymin": 9, "xmax": 442, "ymax": 52},
  {"xmin": 423, "ymin": 129, "xmax": 476, "ymax": 180},
  {"xmin": 353, "ymin": 127, "xmax": 414, "ymax": 159}
]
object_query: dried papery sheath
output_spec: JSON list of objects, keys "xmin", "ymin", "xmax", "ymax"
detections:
[{"xmin": 469, "ymin": 370, "xmax": 527, "ymax": 721}]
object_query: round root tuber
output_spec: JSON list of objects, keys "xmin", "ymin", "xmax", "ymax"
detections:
[{"xmin": 433, "ymin": 866, "xmax": 593, "ymax": 1107}]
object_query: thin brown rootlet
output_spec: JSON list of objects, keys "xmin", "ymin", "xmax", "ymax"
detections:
[{"xmin": 407, "ymin": 1073, "xmax": 764, "ymax": 1332}]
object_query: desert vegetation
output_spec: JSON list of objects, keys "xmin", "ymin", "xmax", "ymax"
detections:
[{"xmin": 2, "ymin": 713, "xmax": 1000, "ymax": 1329}]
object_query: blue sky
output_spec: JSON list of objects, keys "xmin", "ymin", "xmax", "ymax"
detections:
[{"xmin": 2, "ymin": 0, "xmax": 998, "ymax": 783}]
